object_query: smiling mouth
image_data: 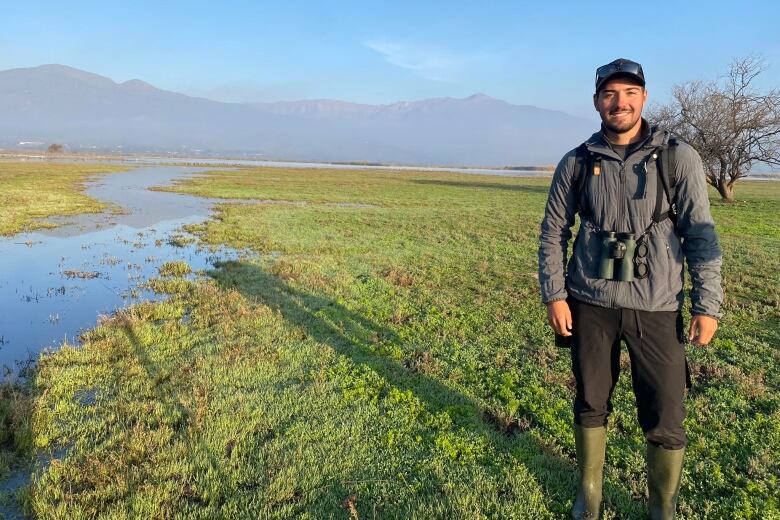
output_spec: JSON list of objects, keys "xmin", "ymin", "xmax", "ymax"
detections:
[{"xmin": 611, "ymin": 111, "xmax": 631, "ymax": 117}]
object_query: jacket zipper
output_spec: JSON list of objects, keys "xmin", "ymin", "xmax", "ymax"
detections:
[
  {"xmin": 610, "ymin": 160, "xmax": 626, "ymax": 308},
  {"xmin": 666, "ymin": 243, "xmax": 674, "ymax": 294}
]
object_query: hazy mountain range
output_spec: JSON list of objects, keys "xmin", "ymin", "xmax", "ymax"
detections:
[{"xmin": 0, "ymin": 64, "xmax": 598, "ymax": 166}]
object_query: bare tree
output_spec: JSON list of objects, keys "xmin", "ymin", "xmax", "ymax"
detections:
[
  {"xmin": 647, "ymin": 56, "xmax": 780, "ymax": 201},
  {"xmin": 47, "ymin": 143, "xmax": 63, "ymax": 154}
]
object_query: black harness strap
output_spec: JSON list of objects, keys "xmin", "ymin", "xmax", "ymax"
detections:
[
  {"xmin": 572, "ymin": 143, "xmax": 592, "ymax": 218},
  {"xmin": 654, "ymin": 137, "xmax": 679, "ymax": 226},
  {"xmin": 666, "ymin": 138, "xmax": 678, "ymax": 221},
  {"xmin": 653, "ymin": 148, "xmax": 667, "ymax": 224}
]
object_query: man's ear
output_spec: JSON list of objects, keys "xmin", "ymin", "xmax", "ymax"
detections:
[{"xmin": 593, "ymin": 93, "xmax": 599, "ymax": 111}]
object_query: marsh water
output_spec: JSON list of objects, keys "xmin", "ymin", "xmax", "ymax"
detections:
[{"xmin": 0, "ymin": 166, "xmax": 243, "ymax": 375}]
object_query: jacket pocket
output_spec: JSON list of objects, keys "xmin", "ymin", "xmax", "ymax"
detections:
[
  {"xmin": 571, "ymin": 221, "xmax": 602, "ymax": 280},
  {"xmin": 645, "ymin": 235, "xmax": 669, "ymax": 303},
  {"xmin": 665, "ymin": 235, "xmax": 684, "ymax": 296},
  {"xmin": 644, "ymin": 232, "xmax": 683, "ymax": 306},
  {"xmin": 567, "ymin": 221, "xmax": 610, "ymax": 302}
]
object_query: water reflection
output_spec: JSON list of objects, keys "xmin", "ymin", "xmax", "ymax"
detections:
[{"xmin": 0, "ymin": 167, "xmax": 241, "ymax": 375}]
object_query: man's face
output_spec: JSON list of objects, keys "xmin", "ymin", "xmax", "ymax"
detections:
[{"xmin": 593, "ymin": 78, "xmax": 647, "ymax": 134}]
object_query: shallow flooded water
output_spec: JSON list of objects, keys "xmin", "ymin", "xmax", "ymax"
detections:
[{"xmin": 0, "ymin": 167, "xmax": 241, "ymax": 375}]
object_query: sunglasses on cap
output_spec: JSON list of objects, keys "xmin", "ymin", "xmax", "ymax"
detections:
[{"xmin": 595, "ymin": 59, "xmax": 645, "ymax": 91}]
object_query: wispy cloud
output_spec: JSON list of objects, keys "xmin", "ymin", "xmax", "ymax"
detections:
[{"xmin": 364, "ymin": 40, "xmax": 476, "ymax": 81}]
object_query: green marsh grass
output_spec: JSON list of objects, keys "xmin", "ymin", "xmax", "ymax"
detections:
[
  {"xmin": 0, "ymin": 160, "xmax": 127, "ymax": 502},
  {"xmin": 8, "ymin": 166, "xmax": 780, "ymax": 518},
  {"xmin": 0, "ymin": 161, "xmax": 127, "ymax": 236}
]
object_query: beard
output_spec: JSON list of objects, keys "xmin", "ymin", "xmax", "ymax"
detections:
[{"xmin": 602, "ymin": 112, "xmax": 640, "ymax": 134}]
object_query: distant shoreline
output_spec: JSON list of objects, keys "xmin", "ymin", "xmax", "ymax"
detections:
[
  {"xmin": 2, "ymin": 148, "xmax": 778, "ymax": 180},
  {"xmin": 0, "ymin": 148, "xmax": 554, "ymax": 173}
]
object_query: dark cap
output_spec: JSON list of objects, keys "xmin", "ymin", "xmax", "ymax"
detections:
[{"xmin": 595, "ymin": 59, "xmax": 645, "ymax": 92}]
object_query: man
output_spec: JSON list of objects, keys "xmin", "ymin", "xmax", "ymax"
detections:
[{"xmin": 538, "ymin": 59, "xmax": 723, "ymax": 519}]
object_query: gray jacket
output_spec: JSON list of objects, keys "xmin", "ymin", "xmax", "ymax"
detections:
[{"xmin": 538, "ymin": 124, "xmax": 723, "ymax": 318}]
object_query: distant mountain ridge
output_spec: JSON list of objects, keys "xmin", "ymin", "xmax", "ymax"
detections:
[{"xmin": 0, "ymin": 64, "xmax": 597, "ymax": 166}]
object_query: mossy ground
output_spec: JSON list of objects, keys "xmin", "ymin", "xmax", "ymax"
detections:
[{"xmin": 3, "ymin": 166, "xmax": 778, "ymax": 518}]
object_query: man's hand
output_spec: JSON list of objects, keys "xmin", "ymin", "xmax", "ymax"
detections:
[
  {"xmin": 688, "ymin": 315, "xmax": 718, "ymax": 346},
  {"xmin": 547, "ymin": 300, "xmax": 573, "ymax": 336}
]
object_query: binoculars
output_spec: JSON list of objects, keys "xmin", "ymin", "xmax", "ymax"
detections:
[{"xmin": 598, "ymin": 231, "xmax": 637, "ymax": 281}]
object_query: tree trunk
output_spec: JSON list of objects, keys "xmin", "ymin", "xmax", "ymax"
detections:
[{"xmin": 717, "ymin": 178, "xmax": 734, "ymax": 201}]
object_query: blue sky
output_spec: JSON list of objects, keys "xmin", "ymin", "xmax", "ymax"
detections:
[{"xmin": 2, "ymin": 1, "xmax": 779, "ymax": 118}]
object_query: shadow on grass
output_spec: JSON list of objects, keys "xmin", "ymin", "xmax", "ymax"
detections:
[
  {"xmin": 208, "ymin": 260, "xmax": 642, "ymax": 517},
  {"xmin": 0, "ymin": 378, "xmax": 34, "ymax": 520},
  {"xmin": 409, "ymin": 179, "xmax": 551, "ymax": 194},
  {"xmin": 116, "ymin": 315, "xmax": 236, "ymax": 510}
]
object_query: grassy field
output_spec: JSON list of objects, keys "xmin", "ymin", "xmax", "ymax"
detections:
[
  {"xmin": 2, "ymin": 165, "xmax": 778, "ymax": 518},
  {"xmin": 0, "ymin": 161, "xmax": 127, "ymax": 236}
]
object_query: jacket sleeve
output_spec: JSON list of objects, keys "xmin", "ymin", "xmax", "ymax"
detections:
[
  {"xmin": 673, "ymin": 145, "xmax": 724, "ymax": 318},
  {"xmin": 538, "ymin": 152, "xmax": 578, "ymax": 304}
]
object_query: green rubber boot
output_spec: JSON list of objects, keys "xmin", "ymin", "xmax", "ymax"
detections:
[
  {"xmin": 647, "ymin": 444, "xmax": 685, "ymax": 520},
  {"xmin": 571, "ymin": 425, "xmax": 606, "ymax": 520}
]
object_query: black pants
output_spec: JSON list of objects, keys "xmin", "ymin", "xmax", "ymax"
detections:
[{"xmin": 569, "ymin": 297, "xmax": 688, "ymax": 450}]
